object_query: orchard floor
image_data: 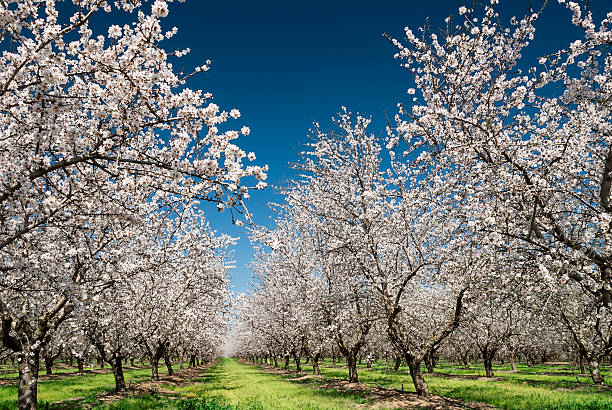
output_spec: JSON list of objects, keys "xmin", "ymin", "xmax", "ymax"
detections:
[{"xmin": 0, "ymin": 359, "xmax": 610, "ymax": 409}]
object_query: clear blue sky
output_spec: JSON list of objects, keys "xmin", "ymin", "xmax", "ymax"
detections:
[{"xmin": 153, "ymin": 0, "xmax": 604, "ymax": 294}]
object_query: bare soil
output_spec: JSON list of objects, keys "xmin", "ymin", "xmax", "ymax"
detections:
[{"xmin": 95, "ymin": 363, "xmax": 217, "ymax": 405}]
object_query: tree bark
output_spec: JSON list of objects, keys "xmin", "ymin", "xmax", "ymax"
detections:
[
  {"xmin": 164, "ymin": 353, "xmax": 174, "ymax": 376},
  {"xmin": 111, "ymin": 357, "xmax": 126, "ymax": 391},
  {"xmin": 312, "ymin": 357, "xmax": 321, "ymax": 375},
  {"xmin": 483, "ymin": 351, "xmax": 495, "ymax": 377},
  {"xmin": 44, "ymin": 356, "xmax": 53, "ymax": 376},
  {"xmin": 293, "ymin": 351, "xmax": 301, "ymax": 372},
  {"xmin": 151, "ymin": 356, "xmax": 160, "ymax": 381},
  {"xmin": 461, "ymin": 353, "xmax": 470, "ymax": 369},
  {"xmin": 424, "ymin": 351, "xmax": 434, "ymax": 374},
  {"xmin": 393, "ymin": 356, "xmax": 401, "ymax": 371},
  {"xmin": 407, "ymin": 356, "xmax": 429, "ymax": 396},
  {"xmin": 77, "ymin": 357, "xmax": 84, "ymax": 375},
  {"xmin": 590, "ymin": 361, "xmax": 605, "ymax": 384},
  {"xmin": 17, "ymin": 349, "xmax": 40, "ymax": 410},
  {"xmin": 346, "ymin": 353, "xmax": 359, "ymax": 382},
  {"xmin": 284, "ymin": 353, "xmax": 290, "ymax": 370}
]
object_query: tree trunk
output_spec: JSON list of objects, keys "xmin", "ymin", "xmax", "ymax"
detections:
[
  {"xmin": 44, "ymin": 356, "xmax": 53, "ymax": 376},
  {"xmin": 393, "ymin": 356, "xmax": 401, "ymax": 371},
  {"xmin": 293, "ymin": 352, "xmax": 302, "ymax": 372},
  {"xmin": 77, "ymin": 358, "xmax": 84, "ymax": 375},
  {"xmin": 151, "ymin": 355, "xmax": 160, "ymax": 381},
  {"xmin": 111, "ymin": 357, "xmax": 126, "ymax": 392},
  {"xmin": 284, "ymin": 353, "xmax": 290, "ymax": 370},
  {"xmin": 165, "ymin": 354, "xmax": 174, "ymax": 376},
  {"xmin": 424, "ymin": 352, "xmax": 434, "ymax": 374},
  {"xmin": 407, "ymin": 356, "xmax": 429, "ymax": 396},
  {"xmin": 312, "ymin": 352, "xmax": 321, "ymax": 375},
  {"xmin": 590, "ymin": 361, "xmax": 605, "ymax": 385},
  {"xmin": 312, "ymin": 360, "xmax": 321, "ymax": 376},
  {"xmin": 273, "ymin": 355, "xmax": 278, "ymax": 367},
  {"xmin": 17, "ymin": 349, "xmax": 40, "ymax": 410},
  {"xmin": 579, "ymin": 355, "xmax": 586, "ymax": 374},
  {"xmin": 483, "ymin": 352, "xmax": 494, "ymax": 377},
  {"xmin": 510, "ymin": 351, "xmax": 517, "ymax": 371},
  {"xmin": 346, "ymin": 353, "xmax": 359, "ymax": 382},
  {"xmin": 462, "ymin": 354, "xmax": 470, "ymax": 369}
]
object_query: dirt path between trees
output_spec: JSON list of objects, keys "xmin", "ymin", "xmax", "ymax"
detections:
[{"xmin": 94, "ymin": 362, "xmax": 217, "ymax": 406}]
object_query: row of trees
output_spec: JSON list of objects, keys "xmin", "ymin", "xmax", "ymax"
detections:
[
  {"xmin": 230, "ymin": 0, "xmax": 612, "ymax": 397},
  {"xmin": 3, "ymin": 205, "xmax": 231, "ymax": 388},
  {"xmin": 0, "ymin": 1, "xmax": 264, "ymax": 408}
]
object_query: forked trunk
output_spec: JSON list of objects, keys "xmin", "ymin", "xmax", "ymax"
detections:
[
  {"xmin": 407, "ymin": 356, "xmax": 429, "ymax": 396},
  {"xmin": 18, "ymin": 349, "xmax": 40, "ymax": 410},
  {"xmin": 590, "ymin": 361, "xmax": 605, "ymax": 385},
  {"xmin": 293, "ymin": 352, "xmax": 302, "ymax": 372}
]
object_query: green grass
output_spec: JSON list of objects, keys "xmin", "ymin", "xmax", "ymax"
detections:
[
  {"xmin": 1, "ymin": 357, "xmax": 610, "ymax": 409},
  {"xmin": 162, "ymin": 358, "xmax": 368, "ymax": 409},
  {"xmin": 0, "ymin": 365, "xmax": 169, "ymax": 409},
  {"xmin": 278, "ymin": 359, "xmax": 612, "ymax": 409}
]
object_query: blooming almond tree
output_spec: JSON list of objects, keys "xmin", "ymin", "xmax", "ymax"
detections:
[
  {"xmin": 287, "ymin": 111, "xmax": 471, "ymax": 393},
  {"xmin": 0, "ymin": 1, "xmax": 264, "ymax": 407},
  {"xmin": 387, "ymin": 0, "xmax": 612, "ymax": 383}
]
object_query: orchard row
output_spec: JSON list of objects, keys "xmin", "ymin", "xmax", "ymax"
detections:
[{"xmin": 229, "ymin": 0, "xmax": 612, "ymax": 399}]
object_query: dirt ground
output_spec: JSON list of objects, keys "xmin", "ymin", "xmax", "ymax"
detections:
[{"xmin": 95, "ymin": 362, "xmax": 217, "ymax": 405}]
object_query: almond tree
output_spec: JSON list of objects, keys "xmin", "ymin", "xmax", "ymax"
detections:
[
  {"xmin": 387, "ymin": 0, "xmax": 612, "ymax": 383},
  {"xmin": 0, "ymin": 1, "xmax": 264, "ymax": 407},
  {"xmin": 285, "ymin": 111, "xmax": 474, "ymax": 393}
]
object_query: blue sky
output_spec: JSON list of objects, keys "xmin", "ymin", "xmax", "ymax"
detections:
[{"xmin": 153, "ymin": 0, "xmax": 603, "ymax": 294}]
